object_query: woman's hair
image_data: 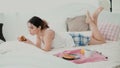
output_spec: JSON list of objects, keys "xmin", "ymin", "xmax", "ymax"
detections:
[{"xmin": 28, "ymin": 16, "xmax": 49, "ymax": 30}]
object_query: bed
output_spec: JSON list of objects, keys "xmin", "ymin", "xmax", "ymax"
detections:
[
  {"xmin": 49, "ymin": 41, "xmax": 120, "ymax": 68},
  {"xmin": 0, "ymin": 0, "xmax": 120, "ymax": 68},
  {"xmin": 0, "ymin": 31, "xmax": 120, "ymax": 68},
  {"xmin": 0, "ymin": 41, "xmax": 79, "ymax": 68},
  {"xmin": 0, "ymin": 40, "xmax": 120, "ymax": 68}
]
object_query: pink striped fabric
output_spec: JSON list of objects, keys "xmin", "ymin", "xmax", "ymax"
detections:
[{"xmin": 98, "ymin": 23, "xmax": 120, "ymax": 41}]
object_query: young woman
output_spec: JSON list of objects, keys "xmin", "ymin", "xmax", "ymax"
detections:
[
  {"xmin": 18, "ymin": 7, "xmax": 105, "ymax": 51},
  {"xmin": 18, "ymin": 16, "xmax": 55, "ymax": 51}
]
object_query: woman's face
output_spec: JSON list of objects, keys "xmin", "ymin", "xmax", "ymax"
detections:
[{"xmin": 27, "ymin": 23, "xmax": 39, "ymax": 35}]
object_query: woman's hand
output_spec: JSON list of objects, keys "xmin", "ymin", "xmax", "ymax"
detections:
[{"xmin": 18, "ymin": 35, "xmax": 34, "ymax": 45}]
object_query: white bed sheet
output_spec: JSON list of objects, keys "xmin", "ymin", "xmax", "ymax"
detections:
[
  {"xmin": 0, "ymin": 41, "xmax": 79, "ymax": 68},
  {"xmin": 0, "ymin": 41, "xmax": 120, "ymax": 68},
  {"xmin": 48, "ymin": 41, "xmax": 120, "ymax": 68}
]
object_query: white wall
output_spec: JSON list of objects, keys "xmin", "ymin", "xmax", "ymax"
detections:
[
  {"xmin": 0, "ymin": 0, "xmax": 110, "ymax": 12},
  {"xmin": 112, "ymin": 0, "xmax": 120, "ymax": 12},
  {"xmin": 0, "ymin": 0, "xmax": 110, "ymax": 41}
]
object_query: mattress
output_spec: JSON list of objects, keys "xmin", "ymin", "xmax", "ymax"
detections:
[
  {"xmin": 48, "ymin": 41, "xmax": 120, "ymax": 68},
  {"xmin": 0, "ymin": 41, "xmax": 120, "ymax": 68}
]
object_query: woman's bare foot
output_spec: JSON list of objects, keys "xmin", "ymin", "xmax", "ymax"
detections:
[
  {"xmin": 93, "ymin": 7, "xmax": 104, "ymax": 19},
  {"xmin": 86, "ymin": 11, "xmax": 93, "ymax": 24},
  {"xmin": 92, "ymin": 7, "xmax": 104, "ymax": 25}
]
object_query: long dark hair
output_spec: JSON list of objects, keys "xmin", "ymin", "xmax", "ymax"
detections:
[{"xmin": 28, "ymin": 16, "xmax": 49, "ymax": 30}]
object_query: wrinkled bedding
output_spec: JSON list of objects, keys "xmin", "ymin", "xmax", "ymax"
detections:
[
  {"xmin": 0, "ymin": 41, "xmax": 120, "ymax": 68},
  {"xmin": 0, "ymin": 41, "xmax": 78, "ymax": 68},
  {"xmin": 48, "ymin": 41, "xmax": 120, "ymax": 68}
]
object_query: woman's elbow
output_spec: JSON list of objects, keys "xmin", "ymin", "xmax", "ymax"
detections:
[{"xmin": 43, "ymin": 48, "xmax": 51, "ymax": 52}]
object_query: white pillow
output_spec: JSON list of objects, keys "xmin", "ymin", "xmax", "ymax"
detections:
[
  {"xmin": 63, "ymin": 32, "xmax": 75, "ymax": 47},
  {"xmin": 0, "ymin": 40, "xmax": 4, "ymax": 44}
]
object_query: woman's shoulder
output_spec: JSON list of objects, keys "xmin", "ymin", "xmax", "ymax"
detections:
[
  {"xmin": 46, "ymin": 28, "xmax": 55, "ymax": 33},
  {"xmin": 44, "ymin": 28, "xmax": 55, "ymax": 36}
]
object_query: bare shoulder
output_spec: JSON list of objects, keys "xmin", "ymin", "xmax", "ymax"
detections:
[{"xmin": 44, "ymin": 28, "xmax": 55, "ymax": 36}]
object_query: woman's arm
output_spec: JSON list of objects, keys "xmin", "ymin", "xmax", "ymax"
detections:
[
  {"xmin": 18, "ymin": 35, "xmax": 42, "ymax": 48},
  {"xmin": 24, "ymin": 39, "xmax": 35, "ymax": 45},
  {"xmin": 42, "ymin": 30, "xmax": 55, "ymax": 51},
  {"xmin": 18, "ymin": 36, "xmax": 35, "ymax": 45},
  {"xmin": 24, "ymin": 36, "xmax": 42, "ymax": 49},
  {"xmin": 35, "ymin": 35, "xmax": 41, "ymax": 48}
]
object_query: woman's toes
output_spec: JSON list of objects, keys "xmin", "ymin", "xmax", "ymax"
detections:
[{"xmin": 86, "ymin": 11, "xmax": 93, "ymax": 24}]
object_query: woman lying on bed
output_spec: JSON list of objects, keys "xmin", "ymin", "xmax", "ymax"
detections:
[{"xmin": 18, "ymin": 7, "xmax": 106, "ymax": 51}]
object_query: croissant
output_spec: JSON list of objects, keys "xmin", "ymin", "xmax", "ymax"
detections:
[
  {"xmin": 20, "ymin": 36, "xmax": 27, "ymax": 41},
  {"xmin": 62, "ymin": 53, "xmax": 75, "ymax": 60}
]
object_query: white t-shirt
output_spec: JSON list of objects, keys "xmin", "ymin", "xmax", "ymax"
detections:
[
  {"xmin": 41, "ymin": 32, "xmax": 66, "ymax": 49},
  {"xmin": 26, "ymin": 31, "xmax": 75, "ymax": 49}
]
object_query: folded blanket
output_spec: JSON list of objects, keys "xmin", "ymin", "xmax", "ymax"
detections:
[{"xmin": 54, "ymin": 49, "xmax": 108, "ymax": 64}]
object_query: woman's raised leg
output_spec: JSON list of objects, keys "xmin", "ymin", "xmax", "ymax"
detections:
[
  {"xmin": 92, "ymin": 7, "xmax": 104, "ymax": 25},
  {"xmin": 86, "ymin": 10, "xmax": 105, "ymax": 45}
]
